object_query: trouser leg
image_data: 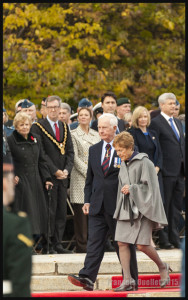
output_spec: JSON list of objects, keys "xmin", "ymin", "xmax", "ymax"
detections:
[{"xmin": 79, "ymin": 214, "xmax": 109, "ymax": 282}]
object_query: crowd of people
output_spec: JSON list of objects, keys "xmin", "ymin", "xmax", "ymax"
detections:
[{"xmin": 3, "ymin": 91, "xmax": 185, "ymax": 295}]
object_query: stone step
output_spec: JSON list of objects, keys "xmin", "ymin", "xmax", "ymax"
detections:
[
  {"xmin": 31, "ymin": 249, "xmax": 182, "ymax": 292},
  {"xmin": 127, "ymin": 290, "xmax": 181, "ymax": 297}
]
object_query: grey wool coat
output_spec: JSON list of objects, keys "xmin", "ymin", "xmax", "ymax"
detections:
[{"xmin": 113, "ymin": 153, "xmax": 168, "ymax": 230}]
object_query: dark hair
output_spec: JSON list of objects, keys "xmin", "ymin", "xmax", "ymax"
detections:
[{"xmin": 101, "ymin": 92, "xmax": 117, "ymax": 103}]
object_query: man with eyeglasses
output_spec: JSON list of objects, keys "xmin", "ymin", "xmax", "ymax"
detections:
[{"xmin": 32, "ymin": 95, "xmax": 74, "ymax": 254}]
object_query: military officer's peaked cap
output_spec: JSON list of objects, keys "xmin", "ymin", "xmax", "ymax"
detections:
[{"xmin": 21, "ymin": 99, "xmax": 34, "ymax": 108}]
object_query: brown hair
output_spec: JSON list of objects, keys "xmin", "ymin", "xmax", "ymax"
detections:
[
  {"xmin": 78, "ymin": 107, "xmax": 92, "ymax": 118},
  {"xmin": 113, "ymin": 131, "xmax": 134, "ymax": 150}
]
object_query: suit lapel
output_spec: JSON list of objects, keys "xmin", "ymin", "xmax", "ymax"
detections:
[
  {"xmin": 159, "ymin": 115, "xmax": 179, "ymax": 142},
  {"xmin": 43, "ymin": 118, "xmax": 56, "ymax": 138},
  {"xmin": 58, "ymin": 120, "xmax": 64, "ymax": 142},
  {"xmin": 95, "ymin": 141, "xmax": 104, "ymax": 175},
  {"xmin": 174, "ymin": 118, "xmax": 183, "ymax": 140}
]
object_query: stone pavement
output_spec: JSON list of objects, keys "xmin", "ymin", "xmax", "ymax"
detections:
[{"xmin": 31, "ymin": 248, "xmax": 182, "ymax": 294}]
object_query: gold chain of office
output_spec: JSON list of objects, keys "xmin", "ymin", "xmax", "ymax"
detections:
[{"xmin": 35, "ymin": 122, "xmax": 67, "ymax": 155}]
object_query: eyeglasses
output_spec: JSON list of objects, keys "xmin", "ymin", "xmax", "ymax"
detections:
[{"xmin": 46, "ymin": 106, "xmax": 60, "ymax": 110}]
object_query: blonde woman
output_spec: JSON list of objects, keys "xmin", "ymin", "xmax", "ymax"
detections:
[
  {"xmin": 7, "ymin": 112, "xmax": 53, "ymax": 246},
  {"xmin": 70, "ymin": 107, "xmax": 100, "ymax": 252},
  {"xmin": 128, "ymin": 106, "xmax": 164, "ymax": 249}
]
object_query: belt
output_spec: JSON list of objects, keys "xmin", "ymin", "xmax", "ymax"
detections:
[{"xmin": 3, "ymin": 280, "xmax": 12, "ymax": 294}]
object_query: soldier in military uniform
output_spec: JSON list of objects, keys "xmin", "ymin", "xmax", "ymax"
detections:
[{"xmin": 3, "ymin": 155, "xmax": 33, "ymax": 297}]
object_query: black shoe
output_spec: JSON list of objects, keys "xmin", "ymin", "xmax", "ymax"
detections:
[
  {"xmin": 68, "ymin": 275, "xmax": 94, "ymax": 291},
  {"xmin": 171, "ymin": 242, "xmax": 180, "ymax": 249},
  {"xmin": 55, "ymin": 244, "xmax": 73, "ymax": 254},
  {"xmin": 159, "ymin": 243, "xmax": 174, "ymax": 249}
]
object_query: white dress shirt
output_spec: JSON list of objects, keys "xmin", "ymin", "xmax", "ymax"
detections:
[
  {"xmin": 101, "ymin": 140, "xmax": 115, "ymax": 166},
  {"xmin": 47, "ymin": 115, "xmax": 59, "ymax": 136}
]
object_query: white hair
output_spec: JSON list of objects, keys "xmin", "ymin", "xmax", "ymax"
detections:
[
  {"xmin": 98, "ymin": 113, "xmax": 118, "ymax": 127},
  {"xmin": 158, "ymin": 93, "xmax": 176, "ymax": 105}
]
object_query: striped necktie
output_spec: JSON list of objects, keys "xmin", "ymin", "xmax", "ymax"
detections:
[{"xmin": 102, "ymin": 144, "xmax": 111, "ymax": 176}]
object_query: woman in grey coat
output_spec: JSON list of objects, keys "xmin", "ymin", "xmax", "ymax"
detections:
[{"xmin": 112, "ymin": 131, "xmax": 171, "ymax": 292}]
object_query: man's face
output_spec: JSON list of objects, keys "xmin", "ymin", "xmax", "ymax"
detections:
[
  {"xmin": 173, "ymin": 105, "xmax": 180, "ymax": 118},
  {"xmin": 22, "ymin": 105, "xmax": 36, "ymax": 122},
  {"xmin": 40, "ymin": 102, "xmax": 47, "ymax": 118},
  {"xmin": 117, "ymin": 103, "xmax": 131, "ymax": 119},
  {"xmin": 98, "ymin": 117, "xmax": 116, "ymax": 143},
  {"xmin": 3, "ymin": 172, "xmax": 15, "ymax": 206},
  {"xmin": 101, "ymin": 96, "xmax": 117, "ymax": 114},
  {"xmin": 58, "ymin": 108, "xmax": 71, "ymax": 124},
  {"xmin": 46, "ymin": 100, "xmax": 60, "ymax": 122},
  {"xmin": 160, "ymin": 98, "xmax": 176, "ymax": 116}
]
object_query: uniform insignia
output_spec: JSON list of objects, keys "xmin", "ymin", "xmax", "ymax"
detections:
[
  {"xmin": 17, "ymin": 234, "xmax": 33, "ymax": 247},
  {"xmin": 18, "ymin": 211, "xmax": 27, "ymax": 217}
]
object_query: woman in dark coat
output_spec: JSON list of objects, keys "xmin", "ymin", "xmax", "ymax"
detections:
[
  {"xmin": 128, "ymin": 106, "xmax": 164, "ymax": 248},
  {"xmin": 7, "ymin": 112, "xmax": 53, "ymax": 237}
]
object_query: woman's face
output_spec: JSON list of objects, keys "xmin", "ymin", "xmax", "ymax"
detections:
[
  {"xmin": 114, "ymin": 145, "xmax": 133, "ymax": 161},
  {"xmin": 138, "ymin": 111, "xmax": 148, "ymax": 128},
  {"xmin": 16, "ymin": 119, "xmax": 31, "ymax": 137},
  {"xmin": 78, "ymin": 109, "xmax": 91, "ymax": 125}
]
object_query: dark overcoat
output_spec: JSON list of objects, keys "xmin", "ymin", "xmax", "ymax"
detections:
[{"xmin": 7, "ymin": 130, "xmax": 51, "ymax": 234}]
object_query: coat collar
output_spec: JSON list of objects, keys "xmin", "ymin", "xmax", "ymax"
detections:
[
  {"xmin": 75, "ymin": 125, "xmax": 97, "ymax": 143},
  {"xmin": 13, "ymin": 130, "xmax": 36, "ymax": 144}
]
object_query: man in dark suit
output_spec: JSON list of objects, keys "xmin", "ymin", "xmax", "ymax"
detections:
[
  {"xmin": 91, "ymin": 92, "xmax": 127, "ymax": 133},
  {"xmin": 149, "ymin": 92, "xmax": 185, "ymax": 249},
  {"xmin": 68, "ymin": 113, "xmax": 138, "ymax": 291},
  {"xmin": 32, "ymin": 95, "xmax": 74, "ymax": 254}
]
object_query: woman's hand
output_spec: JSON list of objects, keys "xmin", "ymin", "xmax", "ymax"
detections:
[
  {"xmin": 14, "ymin": 176, "xmax": 19, "ymax": 185},
  {"xmin": 121, "ymin": 184, "xmax": 130, "ymax": 195},
  {"xmin": 45, "ymin": 181, "xmax": 53, "ymax": 190},
  {"xmin": 155, "ymin": 166, "xmax": 160, "ymax": 174}
]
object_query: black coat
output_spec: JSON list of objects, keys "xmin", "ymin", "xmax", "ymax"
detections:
[
  {"xmin": 149, "ymin": 114, "xmax": 185, "ymax": 177},
  {"xmin": 31, "ymin": 119, "xmax": 74, "ymax": 187},
  {"xmin": 84, "ymin": 140, "xmax": 120, "ymax": 216},
  {"xmin": 128, "ymin": 127, "xmax": 163, "ymax": 168},
  {"xmin": 7, "ymin": 130, "xmax": 51, "ymax": 234}
]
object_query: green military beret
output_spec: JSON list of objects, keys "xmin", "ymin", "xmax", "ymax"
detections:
[{"xmin": 117, "ymin": 97, "xmax": 131, "ymax": 106}]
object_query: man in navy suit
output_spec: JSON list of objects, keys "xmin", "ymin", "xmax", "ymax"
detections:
[
  {"xmin": 68, "ymin": 113, "xmax": 138, "ymax": 291},
  {"xmin": 149, "ymin": 93, "xmax": 185, "ymax": 249}
]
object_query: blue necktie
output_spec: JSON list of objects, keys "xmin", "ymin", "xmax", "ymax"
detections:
[{"xmin": 169, "ymin": 118, "xmax": 180, "ymax": 141}]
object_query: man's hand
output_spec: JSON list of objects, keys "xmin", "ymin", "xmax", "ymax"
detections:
[
  {"xmin": 55, "ymin": 169, "xmax": 66, "ymax": 179},
  {"xmin": 121, "ymin": 184, "xmax": 130, "ymax": 195},
  {"xmin": 14, "ymin": 176, "xmax": 19, "ymax": 185},
  {"xmin": 45, "ymin": 181, "xmax": 53, "ymax": 190},
  {"xmin": 155, "ymin": 166, "xmax": 160, "ymax": 174},
  {"xmin": 82, "ymin": 203, "xmax": 90, "ymax": 215}
]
